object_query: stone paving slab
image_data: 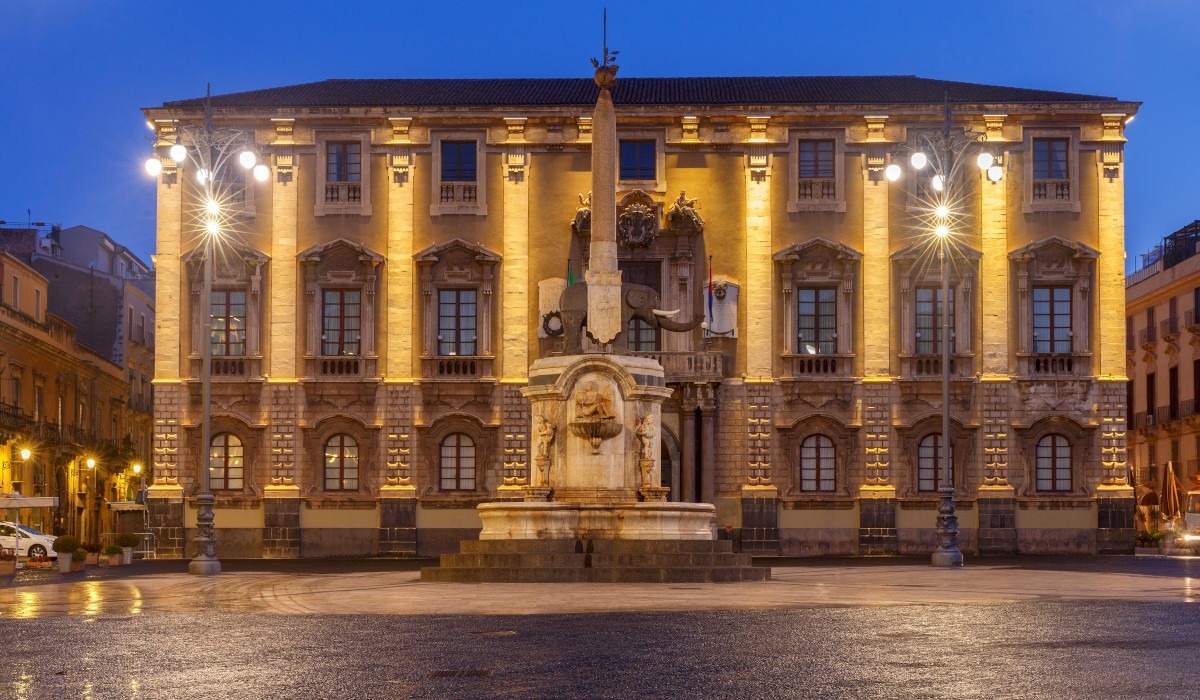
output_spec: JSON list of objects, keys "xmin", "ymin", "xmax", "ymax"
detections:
[{"xmin": 2, "ymin": 557, "xmax": 1198, "ymax": 619}]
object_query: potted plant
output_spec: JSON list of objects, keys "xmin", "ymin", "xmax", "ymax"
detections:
[
  {"xmin": 71, "ymin": 550, "xmax": 86, "ymax": 569},
  {"xmin": 52, "ymin": 536, "xmax": 80, "ymax": 573},
  {"xmin": 116, "ymin": 532, "xmax": 139, "ymax": 565},
  {"xmin": 0, "ymin": 548, "xmax": 15, "ymax": 576},
  {"xmin": 26, "ymin": 554, "xmax": 53, "ymax": 570},
  {"xmin": 102, "ymin": 544, "xmax": 123, "ymax": 566},
  {"xmin": 82, "ymin": 542, "xmax": 101, "ymax": 566}
]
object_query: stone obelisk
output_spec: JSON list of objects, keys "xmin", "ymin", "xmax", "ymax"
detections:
[{"xmin": 584, "ymin": 60, "xmax": 622, "ymax": 346}]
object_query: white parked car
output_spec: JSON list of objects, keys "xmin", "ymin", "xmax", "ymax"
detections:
[{"xmin": 0, "ymin": 522, "xmax": 59, "ymax": 560}]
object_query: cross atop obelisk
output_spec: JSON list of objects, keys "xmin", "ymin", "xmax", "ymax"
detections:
[{"xmin": 585, "ymin": 13, "xmax": 622, "ymax": 347}]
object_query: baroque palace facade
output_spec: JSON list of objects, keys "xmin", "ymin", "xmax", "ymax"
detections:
[{"xmin": 144, "ymin": 76, "xmax": 1137, "ymax": 557}]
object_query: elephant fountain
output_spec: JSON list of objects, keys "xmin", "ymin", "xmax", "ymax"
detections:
[{"xmin": 557, "ymin": 282, "xmax": 705, "ymax": 354}]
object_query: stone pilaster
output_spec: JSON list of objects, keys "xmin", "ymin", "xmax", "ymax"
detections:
[
  {"xmin": 862, "ymin": 378, "xmax": 893, "ymax": 484},
  {"xmin": 383, "ymin": 383, "xmax": 415, "ymax": 488},
  {"xmin": 980, "ymin": 120, "xmax": 1009, "ymax": 375},
  {"xmin": 862, "ymin": 152, "xmax": 891, "ymax": 377},
  {"xmin": 1096, "ymin": 117, "xmax": 1127, "ymax": 378},
  {"xmin": 502, "ymin": 124, "xmax": 529, "ymax": 377},
  {"xmin": 154, "ymin": 162, "xmax": 183, "ymax": 379},
  {"xmin": 269, "ymin": 144, "xmax": 298, "ymax": 378},
  {"xmin": 981, "ymin": 378, "xmax": 1011, "ymax": 486},
  {"xmin": 499, "ymin": 385, "xmax": 531, "ymax": 499},
  {"xmin": 1097, "ymin": 379, "xmax": 1134, "ymax": 554},
  {"xmin": 266, "ymin": 383, "xmax": 297, "ymax": 483},
  {"xmin": 744, "ymin": 138, "xmax": 774, "ymax": 379},
  {"xmin": 387, "ymin": 142, "xmax": 415, "ymax": 379}
]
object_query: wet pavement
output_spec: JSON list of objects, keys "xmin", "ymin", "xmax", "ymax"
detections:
[{"xmin": 2, "ymin": 556, "xmax": 1199, "ymax": 698}]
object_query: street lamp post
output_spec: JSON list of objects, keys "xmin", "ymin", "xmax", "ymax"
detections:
[
  {"xmin": 145, "ymin": 85, "xmax": 267, "ymax": 575},
  {"xmin": 886, "ymin": 100, "xmax": 1003, "ymax": 568},
  {"xmin": 86, "ymin": 457, "xmax": 96, "ymax": 543}
]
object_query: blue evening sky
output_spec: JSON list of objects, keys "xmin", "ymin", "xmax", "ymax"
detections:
[{"xmin": 1, "ymin": 0, "xmax": 1196, "ymax": 270}]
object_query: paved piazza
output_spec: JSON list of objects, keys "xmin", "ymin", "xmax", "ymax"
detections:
[{"xmin": 2, "ymin": 557, "xmax": 1198, "ymax": 698}]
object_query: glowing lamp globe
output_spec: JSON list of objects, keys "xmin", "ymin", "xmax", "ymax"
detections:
[
  {"xmin": 885, "ymin": 164, "xmax": 902, "ymax": 181},
  {"xmin": 988, "ymin": 165, "xmax": 1004, "ymax": 182},
  {"xmin": 196, "ymin": 169, "xmax": 209, "ymax": 185},
  {"xmin": 206, "ymin": 220, "xmax": 220, "ymax": 235},
  {"xmin": 931, "ymin": 175, "xmax": 944, "ymax": 192},
  {"xmin": 20, "ymin": 448, "xmax": 30, "ymax": 460},
  {"xmin": 205, "ymin": 200, "xmax": 220, "ymax": 216},
  {"xmin": 169, "ymin": 143, "xmax": 187, "ymax": 163},
  {"xmin": 977, "ymin": 152, "xmax": 994, "ymax": 170},
  {"xmin": 253, "ymin": 164, "xmax": 270, "ymax": 182},
  {"xmin": 935, "ymin": 205, "xmax": 949, "ymax": 218},
  {"xmin": 239, "ymin": 151, "xmax": 257, "ymax": 169},
  {"xmin": 935, "ymin": 225, "xmax": 950, "ymax": 238},
  {"xmin": 144, "ymin": 157, "xmax": 163, "ymax": 177},
  {"xmin": 910, "ymin": 152, "xmax": 928, "ymax": 170}
]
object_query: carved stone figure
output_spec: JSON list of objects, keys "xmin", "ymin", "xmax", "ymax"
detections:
[
  {"xmin": 572, "ymin": 192, "xmax": 592, "ymax": 235},
  {"xmin": 574, "ymin": 381, "xmax": 614, "ymax": 420},
  {"xmin": 635, "ymin": 414, "xmax": 656, "ymax": 462},
  {"xmin": 666, "ymin": 190, "xmax": 704, "ymax": 232},
  {"xmin": 534, "ymin": 414, "xmax": 556, "ymax": 460}
]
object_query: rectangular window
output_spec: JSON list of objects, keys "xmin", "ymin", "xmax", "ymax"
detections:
[
  {"xmin": 796, "ymin": 287, "xmax": 837, "ymax": 354},
  {"xmin": 798, "ymin": 139, "xmax": 835, "ymax": 179},
  {"xmin": 326, "ymin": 142, "xmax": 361, "ymax": 183},
  {"xmin": 1033, "ymin": 286, "xmax": 1072, "ymax": 354},
  {"xmin": 10, "ymin": 375, "xmax": 20, "ymax": 410},
  {"xmin": 619, "ymin": 140, "xmax": 656, "ymax": 180},
  {"xmin": 10, "ymin": 276, "xmax": 18, "ymax": 309},
  {"xmin": 438, "ymin": 290, "xmax": 477, "ymax": 356},
  {"xmin": 322, "ymin": 290, "xmax": 361, "ymax": 356},
  {"xmin": 33, "ymin": 385, "xmax": 42, "ymax": 422},
  {"xmin": 210, "ymin": 290, "xmax": 247, "ymax": 357},
  {"xmin": 1033, "ymin": 137, "xmax": 1069, "ymax": 180},
  {"xmin": 1147, "ymin": 306, "xmax": 1157, "ymax": 343},
  {"xmin": 441, "ymin": 141, "xmax": 477, "ymax": 182},
  {"xmin": 915, "ymin": 287, "xmax": 954, "ymax": 356},
  {"xmin": 1147, "ymin": 372, "xmax": 1157, "ymax": 424},
  {"xmin": 1170, "ymin": 366, "xmax": 1180, "ymax": 420},
  {"xmin": 34, "ymin": 289, "xmax": 41, "ymax": 322}
]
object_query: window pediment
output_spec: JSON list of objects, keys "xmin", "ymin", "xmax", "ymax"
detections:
[
  {"xmin": 415, "ymin": 238, "xmax": 501, "ymax": 284},
  {"xmin": 184, "ymin": 241, "xmax": 269, "ymax": 290},
  {"xmin": 1010, "ymin": 236, "xmax": 1098, "ymax": 281},
  {"xmin": 774, "ymin": 238, "xmax": 862, "ymax": 279}
]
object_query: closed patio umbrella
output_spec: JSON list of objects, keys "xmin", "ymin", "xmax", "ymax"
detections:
[{"xmin": 1162, "ymin": 461, "xmax": 1184, "ymax": 529}]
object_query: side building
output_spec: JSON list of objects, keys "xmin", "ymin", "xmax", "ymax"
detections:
[
  {"xmin": 0, "ymin": 228, "xmax": 143, "ymax": 542},
  {"xmin": 1125, "ymin": 220, "xmax": 1200, "ymax": 529},
  {"xmin": 144, "ymin": 75, "xmax": 1137, "ymax": 558}
]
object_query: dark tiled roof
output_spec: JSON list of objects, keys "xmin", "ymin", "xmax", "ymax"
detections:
[{"xmin": 160, "ymin": 76, "xmax": 1118, "ymax": 110}]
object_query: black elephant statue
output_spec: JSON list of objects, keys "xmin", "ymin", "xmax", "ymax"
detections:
[{"xmin": 557, "ymin": 282, "xmax": 705, "ymax": 354}]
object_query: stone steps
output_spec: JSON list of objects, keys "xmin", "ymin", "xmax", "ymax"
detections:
[{"xmin": 420, "ymin": 538, "xmax": 770, "ymax": 583}]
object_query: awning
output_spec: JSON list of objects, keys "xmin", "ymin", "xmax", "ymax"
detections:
[{"xmin": 0, "ymin": 494, "xmax": 60, "ymax": 509}]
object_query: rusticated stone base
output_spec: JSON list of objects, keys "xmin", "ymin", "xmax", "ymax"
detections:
[
  {"xmin": 478, "ymin": 501, "xmax": 717, "ymax": 541},
  {"xmin": 422, "ymin": 538, "xmax": 770, "ymax": 583}
]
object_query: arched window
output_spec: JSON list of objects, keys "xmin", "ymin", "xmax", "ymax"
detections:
[
  {"xmin": 917, "ymin": 433, "xmax": 952, "ymax": 492},
  {"xmin": 324, "ymin": 434, "xmax": 358, "ymax": 491},
  {"xmin": 1036, "ymin": 434, "xmax": 1071, "ymax": 492},
  {"xmin": 440, "ymin": 433, "xmax": 476, "ymax": 490},
  {"xmin": 799, "ymin": 435, "xmax": 835, "ymax": 491},
  {"xmin": 209, "ymin": 433, "xmax": 243, "ymax": 491}
]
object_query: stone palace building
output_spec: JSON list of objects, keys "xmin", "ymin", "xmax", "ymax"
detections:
[{"xmin": 143, "ymin": 75, "xmax": 1138, "ymax": 557}]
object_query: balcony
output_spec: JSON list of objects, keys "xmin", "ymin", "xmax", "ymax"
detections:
[
  {"xmin": 324, "ymin": 182, "xmax": 362, "ymax": 206},
  {"xmin": 901, "ymin": 354, "xmax": 972, "ymax": 379},
  {"xmin": 1032, "ymin": 179, "xmax": 1070, "ymax": 201},
  {"xmin": 305, "ymin": 356, "xmax": 376, "ymax": 379},
  {"xmin": 421, "ymin": 356, "xmax": 494, "ymax": 381},
  {"xmin": 782, "ymin": 353, "xmax": 853, "ymax": 379},
  {"xmin": 796, "ymin": 178, "xmax": 836, "ymax": 202},
  {"xmin": 1139, "ymin": 327, "xmax": 1158, "ymax": 346},
  {"xmin": 211, "ymin": 358, "xmax": 248, "ymax": 378},
  {"xmin": 439, "ymin": 182, "xmax": 477, "ymax": 204},
  {"xmin": 1020, "ymin": 353, "xmax": 1089, "ymax": 377},
  {"xmin": 630, "ymin": 351, "xmax": 725, "ymax": 383},
  {"xmin": 1161, "ymin": 316, "xmax": 1180, "ymax": 338}
]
